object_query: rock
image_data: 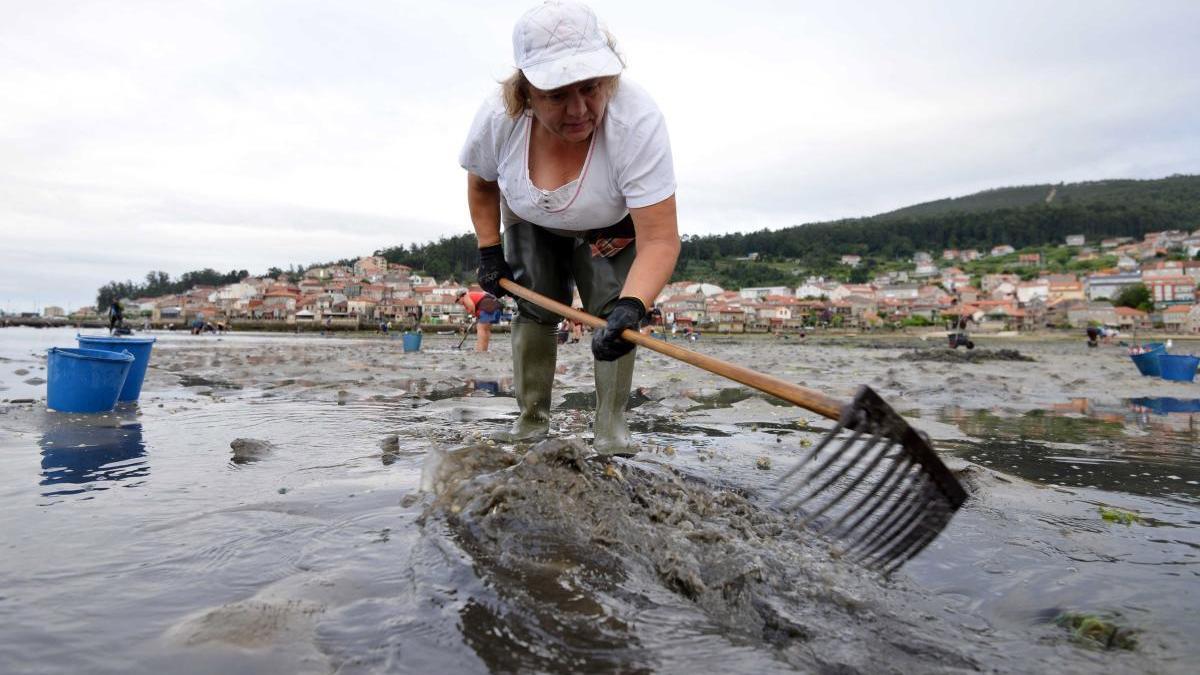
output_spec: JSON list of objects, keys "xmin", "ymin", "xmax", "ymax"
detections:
[{"xmin": 230, "ymin": 438, "xmax": 274, "ymax": 464}]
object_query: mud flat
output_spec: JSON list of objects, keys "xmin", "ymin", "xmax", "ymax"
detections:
[{"xmin": 0, "ymin": 328, "xmax": 1196, "ymax": 673}]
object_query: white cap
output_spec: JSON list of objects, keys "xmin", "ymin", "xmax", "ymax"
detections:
[{"xmin": 512, "ymin": 1, "xmax": 623, "ymax": 91}]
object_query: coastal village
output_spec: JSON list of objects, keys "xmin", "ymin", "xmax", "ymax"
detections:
[{"xmin": 20, "ymin": 229, "xmax": 1200, "ymax": 335}]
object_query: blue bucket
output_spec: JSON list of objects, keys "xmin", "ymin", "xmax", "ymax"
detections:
[
  {"xmin": 402, "ymin": 332, "xmax": 422, "ymax": 353},
  {"xmin": 1159, "ymin": 354, "xmax": 1199, "ymax": 383},
  {"xmin": 1130, "ymin": 344, "xmax": 1167, "ymax": 377},
  {"xmin": 76, "ymin": 335, "xmax": 156, "ymax": 401},
  {"xmin": 46, "ymin": 347, "xmax": 135, "ymax": 413}
]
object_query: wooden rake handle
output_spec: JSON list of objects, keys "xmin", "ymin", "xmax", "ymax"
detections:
[{"xmin": 498, "ymin": 278, "xmax": 845, "ymax": 421}]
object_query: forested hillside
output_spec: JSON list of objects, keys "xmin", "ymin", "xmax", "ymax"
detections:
[
  {"xmin": 874, "ymin": 175, "xmax": 1200, "ymax": 220},
  {"xmin": 676, "ymin": 174, "xmax": 1200, "ymax": 286}
]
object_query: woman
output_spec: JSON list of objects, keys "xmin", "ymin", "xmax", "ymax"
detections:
[
  {"xmin": 459, "ymin": 0, "xmax": 680, "ymax": 457},
  {"xmin": 455, "ymin": 289, "xmax": 502, "ymax": 352}
]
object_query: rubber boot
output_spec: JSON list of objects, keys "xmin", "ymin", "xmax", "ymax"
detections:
[
  {"xmin": 592, "ymin": 348, "xmax": 636, "ymax": 457},
  {"xmin": 493, "ymin": 320, "xmax": 557, "ymax": 443}
]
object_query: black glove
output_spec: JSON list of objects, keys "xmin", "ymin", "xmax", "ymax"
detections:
[
  {"xmin": 477, "ymin": 244, "xmax": 513, "ymax": 298},
  {"xmin": 592, "ymin": 297, "xmax": 646, "ymax": 361}
]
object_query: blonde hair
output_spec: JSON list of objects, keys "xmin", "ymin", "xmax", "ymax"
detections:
[{"xmin": 500, "ymin": 31, "xmax": 625, "ymax": 119}]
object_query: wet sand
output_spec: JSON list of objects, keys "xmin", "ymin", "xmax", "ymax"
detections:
[{"xmin": 1, "ymin": 328, "xmax": 1197, "ymax": 673}]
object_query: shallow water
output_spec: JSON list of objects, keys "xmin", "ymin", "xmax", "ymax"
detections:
[{"xmin": 1, "ymin": 327, "xmax": 1197, "ymax": 673}]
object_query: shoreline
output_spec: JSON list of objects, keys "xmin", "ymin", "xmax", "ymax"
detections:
[{"xmin": 4, "ymin": 319, "xmax": 1200, "ymax": 344}]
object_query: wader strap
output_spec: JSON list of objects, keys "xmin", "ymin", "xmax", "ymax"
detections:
[{"xmin": 583, "ymin": 213, "xmax": 635, "ymax": 243}]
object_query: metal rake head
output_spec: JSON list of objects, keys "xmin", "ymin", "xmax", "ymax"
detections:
[{"xmin": 774, "ymin": 386, "xmax": 968, "ymax": 573}]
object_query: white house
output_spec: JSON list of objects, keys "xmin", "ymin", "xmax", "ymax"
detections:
[
  {"xmin": 1085, "ymin": 272, "xmax": 1142, "ymax": 301},
  {"xmin": 1016, "ymin": 280, "xmax": 1050, "ymax": 305},
  {"xmin": 1116, "ymin": 255, "xmax": 1139, "ymax": 271},
  {"xmin": 739, "ymin": 286, "xmax": 790, "ymax": 300},
  {"xmin": 992, "ymin": 281, "xmax": 1018, "ymax": 300},
  {"xmin": 211, "ymin": 282, "xmax": 259, "ymax": 303},
  {"xmin": 878, "ymin": 285, "xmax": 920, "ymax": 300},
  {"xmin": 913, "ymin": 262, "xmax": 939, "ymax": 277},
  {"xmin": 794, "ymin": 279, "xmax": 831, "ymax": 299},
  {"xmin": 828, "ymin": 284, "xmax": 876, "ymax": 302},
  {"xmin": 680, "ymin": 282, "xmax": 725, "ymax": 297}
]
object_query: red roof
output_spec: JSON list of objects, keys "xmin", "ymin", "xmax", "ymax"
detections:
[{"xmin": 1114, "ymin": 307, "xmax": 1148, "ymax": 317}]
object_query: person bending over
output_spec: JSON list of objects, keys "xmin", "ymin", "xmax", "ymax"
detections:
[
  {"xmin": 456, "ymin": 289, "xmax": 502, "ymax": 352},
  {"xmin": 460, "ymin": 1, "xmax": 680, "ymax": 457}
]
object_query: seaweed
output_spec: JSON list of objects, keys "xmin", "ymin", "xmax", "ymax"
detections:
[
  {"xmin": 1055, "ymin": 612, "xmax": 1137, "ymax": 650},
  {"xmin": 1098, "ymin": 506, "xmax": 1143, "ymax": 526}
]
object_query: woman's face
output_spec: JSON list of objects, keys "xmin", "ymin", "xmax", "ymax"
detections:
[{"xmin": 527, "ymin": 78, "xmax": 610, "ymax": 144}]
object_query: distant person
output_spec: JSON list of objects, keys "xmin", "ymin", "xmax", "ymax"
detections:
[
  {"xmin": 407, "ymin": 304, "xmax": 423, "ymax": 332},
  {"xmin": 456, "ymin": 289, "xmax": 502, "ymax": 352},
  {"xmin": 1086, "ymin": 325, "xmax": 1100, "ymax": 348},
  {"xmin": 108, "ymin": 300, "xmax": 124, "ymax": 334}
]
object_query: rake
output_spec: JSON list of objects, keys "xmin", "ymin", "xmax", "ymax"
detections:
[
  {"xmin": 499, "ymin": 278, "xmax": 968, "ymax": 572},
  {"xmin": 455, "ymin": 319, "xmax": 477, "ymax": 350}
]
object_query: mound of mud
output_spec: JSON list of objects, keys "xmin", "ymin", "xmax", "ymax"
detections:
[
  {"xmin": 902, "ymin": 348, "xmax": 1034, "ymax": 363},
  {"xmin": 421, "ymin": 439, "xmax": 1005, "ymax": 673}
]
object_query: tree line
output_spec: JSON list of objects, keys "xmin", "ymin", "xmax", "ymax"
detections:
[
  {"xmin": 96, "ymin": 269, "xmax": 248, "ymax": 312},
  {"xmin": 376, "ymin": 235, "xmax": 479, "ymax": 282}
]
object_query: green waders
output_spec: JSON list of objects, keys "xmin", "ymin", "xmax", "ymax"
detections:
[{"xmin": 498, "ymin": 219, "xmax": 638, "ymax": 456}]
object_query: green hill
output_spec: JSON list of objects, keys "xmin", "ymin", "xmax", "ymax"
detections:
[
  {"xmin": 873, "ymin": 175, "xmax": 1200, "ymax": 220},
  {"xmin": 675, "ymin": 174, "xmax": 1200, "ymax": 287}
]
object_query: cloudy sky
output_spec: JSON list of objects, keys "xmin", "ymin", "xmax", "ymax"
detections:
[{"xmin": 3, "ymin": 0, "xmax": 1198, "ymax": 312}]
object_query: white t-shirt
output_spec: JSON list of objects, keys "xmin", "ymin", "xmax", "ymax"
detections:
[{"xmin": 459, "ymin": 79, "xmax": 675, "ymax": 232}]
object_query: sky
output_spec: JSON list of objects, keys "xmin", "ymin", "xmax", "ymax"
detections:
[{"xmin": 2, "ymin": 0, "xmax": 1199, "ymax": 313}]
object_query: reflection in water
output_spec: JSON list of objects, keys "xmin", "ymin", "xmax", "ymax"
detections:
[
  {"xmin": 561, "ymin": 389, "xmax": 652, "ymax": 411},
  {"xmin": 39, "ymin": 419, "xmax": 147, "ymax": 497},
  {"xmin": 423, "ymin": 377, "xmax": 515, "ymax": 401},
  {"xmin": 939, "ymin": 398, "xmax": 1200, "ymax": 502},
  {"xmin": 455, "ymin": 530, "xmax": 652, "ymax": 674},
  {"xmin": 1130, "ymin": 397, "xmax": 1200, "ymax": 416}
]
